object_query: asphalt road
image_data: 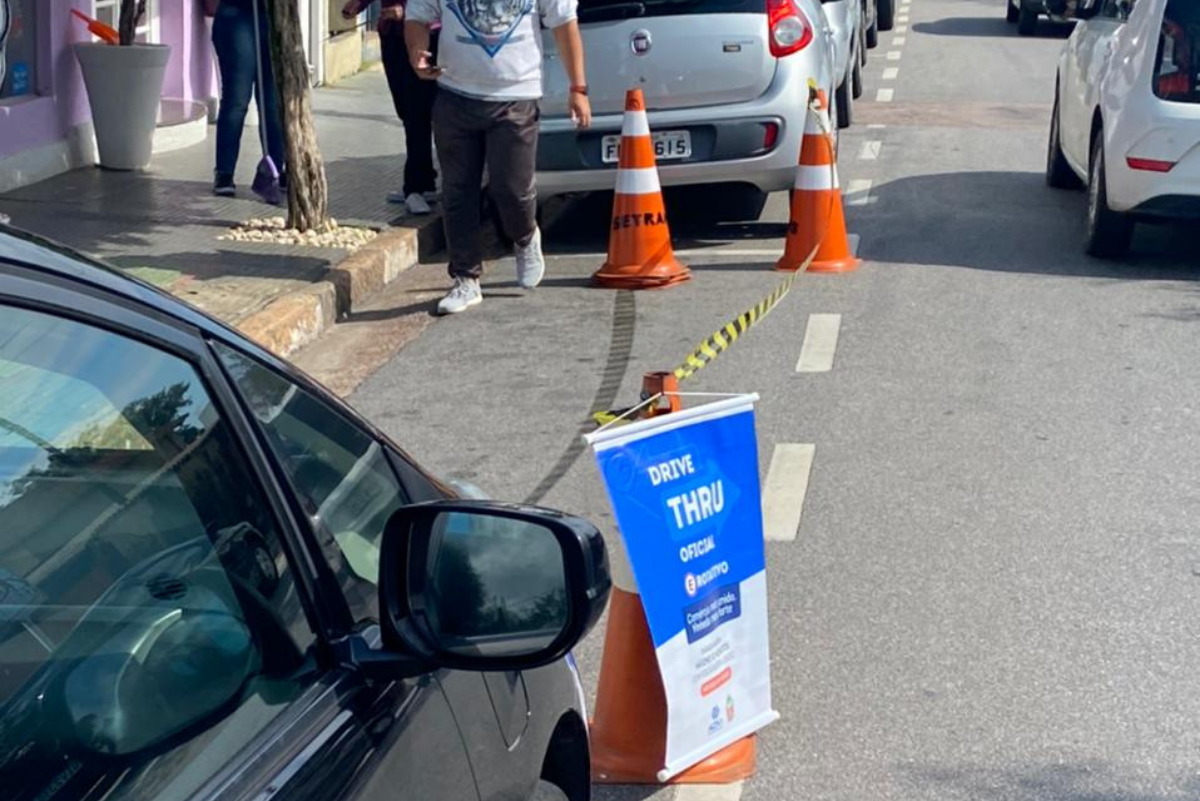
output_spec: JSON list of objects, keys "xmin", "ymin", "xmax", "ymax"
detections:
[{"xmin": 299, "ymin": 0, "xmax": 1198, "ymax": 798}]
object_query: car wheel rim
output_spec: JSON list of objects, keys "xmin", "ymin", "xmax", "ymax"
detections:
[{"xmin": 1087, "ymin": 162, "xmax": 1100, "ymax": 230}]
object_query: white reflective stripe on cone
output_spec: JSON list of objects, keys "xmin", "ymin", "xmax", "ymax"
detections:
[
  {"xmin": 622, "ymin": 111, "xmax": 651, "ymax": 137},
  {"xmin": 616, "ymin": 167, "xmax": 662, "ymax": 195},
  {"xmin": 804, "ymin": 112, "xmax": 826, "ymax": 136},
  {"xmin": 793, "ymin": 163, "xmax": 839, "ymax": 191}
]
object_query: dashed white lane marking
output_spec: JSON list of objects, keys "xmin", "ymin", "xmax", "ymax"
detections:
[
  {"xmin": 887, "ymin": 50, "xmax": 902, "ymax": 60},
  {"xmin": 876, "ymin": 87, "xmax": 895, "ymax": 102},
  {"xmin": 893, "ymin": 35, "xmax": 907, "ymax": 45},
  {"xmin": 895, "ymin": 23, "xmax": 908, "ymax": 32},
  {"xmin": 763, "ymin": 444, "xmax": 817, "ymax": 542},
  {"xmin": 846, "ymin": 178, "xmax": 873, "ymax": 206},
  {"xmin": 867, "ymin": 123, "xmax": 887, "ymax": 128},
  {"xmin": 676, "ymin": 783, "xmax": 745, "ymax": 801},
  {"xmin": 883, "ymin": 66, "xmax": 900, "ymax": 80},
  {"xmin": 796, "ymin": 314, "xmax": 841, "ymax": 373},
  {"xmin": 897, "ymin": 14, "xmax": 910, "ymax": 22},
  {"xmin": 859, "ymin": 141, "xmax": 882, "ymax": 160}
]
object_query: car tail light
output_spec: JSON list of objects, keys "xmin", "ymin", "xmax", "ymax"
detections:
[
  {"xmin": 1126, "ymin": 156, "xmax": 1176, "ymax": 172},
  {"xmin": 763, "ymin": 122, "xmax": 780, "ymax": 150},
  {"xmin": 1155, "ymin": 13, "xmax": 1197, "ymax": 102},
  {"xmin": 767, "ymin": 0, "xmax": 813, "ymax": 58}
]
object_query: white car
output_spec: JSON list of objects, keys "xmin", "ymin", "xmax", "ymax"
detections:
[
  {"xmin": 1046, "ymin": 0, "xmax": 1199, "ymax": 257},
  {"xmin": 821, "ymin": 0, "xmax": 866, "ymax": 128},
  {"xmin": 537, "ymin": 0, "xmax": 839, "ymax": 212}
]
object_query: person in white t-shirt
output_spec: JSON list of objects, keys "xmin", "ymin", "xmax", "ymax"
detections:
[{"xmin": 404, "ymin": 0, "xmax": 590, "ymax": 315}]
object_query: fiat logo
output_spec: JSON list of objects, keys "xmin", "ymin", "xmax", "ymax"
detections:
[{"xmin": 631, "ymin": 30, "xmax": 652, "ymax": 55}]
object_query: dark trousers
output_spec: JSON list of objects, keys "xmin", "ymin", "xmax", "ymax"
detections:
[
  {"xmin": 212, "ymin": 0, "xmax": 285, "ymax": 177},
  {"xmin": 380, "ymin": 31, "xmax": 439, "ymax": 195},
  {"xmin": 433, "ymin": 91, "xmax": 539, "ymax": 279}
]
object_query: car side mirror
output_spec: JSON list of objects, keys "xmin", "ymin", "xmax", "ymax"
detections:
[{"xmin": 378, "ymin": 502, "xmax": 611, "ymax": 672}]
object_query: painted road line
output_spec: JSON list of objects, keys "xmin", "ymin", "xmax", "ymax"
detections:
[
  {"xmin": 895, "ymin": 23, "xmax": 908, "ymax": 32},
  {"xmin": 887, "ymin": 50, "xmax": 902, "ymax": 60},
  {"xmin": 897, "ymin": 14, "xmax": 910, "ymax": 22},
  {"xmin": 763, "ymin": 444, "xmax": 816, "ymax": 542},
  {"xmin": 846, "ymin": 178, "xmax": 873, "ymax": 206},
  {"xmin": 867, "ymin": 123, "xmax": 887, "ymax": 129},
  {"xmin": 859, "ymin": 141, "xmax": 882, "ymax": 161},
  {"xmin": 676, "ymin": 782, "xmax": 746, "ymax": 801},
  {"xmin": 883, "ymin": 67, "xmax": 900, "ymax": 80},
  {"xmin": 797, "ymin": 314, "xmax": 841, "ymax": 373},
  {"xmin": 893, "ymin": 35, "xmax": 907, "ymax": 45},
  {"xmin": 876, "ymin": 88, "xmax": 895, "ymax": 102}
]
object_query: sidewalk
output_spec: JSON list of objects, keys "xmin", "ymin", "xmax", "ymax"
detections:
[{"xmin": 0, "ymin": 68, "xmax": 441, "ymax": 356}]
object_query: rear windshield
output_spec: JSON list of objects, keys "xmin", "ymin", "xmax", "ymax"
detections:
[
  {"xmin": 1153, "ymin": 0, "xmax": 1200, "ymax": 103},
  {"xmin": 577, "ymin": 0, "xmax": 765, "ymax": 24}
]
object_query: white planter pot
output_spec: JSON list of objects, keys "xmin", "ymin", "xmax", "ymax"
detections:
[{"xmin": 73, "ymin": 43, "xmax": 171, "ymax": 171}]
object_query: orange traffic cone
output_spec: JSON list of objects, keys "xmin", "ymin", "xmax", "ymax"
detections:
[
  {"xmin": 592, "ymin": 89, "xmax": 690, "ymax": 290},
  {"xmin": 776, "ymin": 91, "xmax": 860, "ymax": 273},
  {"xmin": 589, "ymin": 373, "xmax": 757, "ymax": 786}
]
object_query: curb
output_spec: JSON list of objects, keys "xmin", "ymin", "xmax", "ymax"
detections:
[{"xmin": 237, "ymin": 215, "xmax": 443, "ymax": 357}]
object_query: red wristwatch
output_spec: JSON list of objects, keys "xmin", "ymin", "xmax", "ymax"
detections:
[{"xmin": 570, "ymin": 85, "xmax": 589, "ymax": 95}]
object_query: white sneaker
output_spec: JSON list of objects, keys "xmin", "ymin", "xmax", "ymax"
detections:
[
  {"xmin": 437, "ymin": 277, "xmax": 482, "ymax": 315},
  {"xmin": 387, "ymin": 190, "xmax": 406, "ymax": 204},
  {"xmin": 514, "ymin": 226, "xmax": 545, "ymax": 289},
  {"xmin": 423, "ymin": 191, "xmax": 441, "ymax": 203},
  {"xmin": 405, "ymin": 193, "xmax": 433, "ymax": 215}
]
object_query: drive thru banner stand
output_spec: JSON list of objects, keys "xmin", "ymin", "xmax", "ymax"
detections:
[{"xmin": 585, "ymin": 394, "xmax": 779, "ymax": 780}]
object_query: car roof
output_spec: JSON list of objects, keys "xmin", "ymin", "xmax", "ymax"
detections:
[{"xmin": 0, "ymin": 223, "xmax": 245, "ymax": 344}]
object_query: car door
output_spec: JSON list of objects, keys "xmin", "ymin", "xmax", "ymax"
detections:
[
  {"xmin": 209, "ymin": 339, "xmax": 532, "ymax": 801},
  {"xmin": 0, "ymin": 264, "xmax": 478, "ymax": 801},
  {"xmin": 1062, "ymin": 0, "xmax": 1129, "ymax": 164}
]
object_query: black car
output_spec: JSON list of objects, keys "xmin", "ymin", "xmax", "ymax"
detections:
[{"xmin": 0, "ymin": 225, "xmax": 611, "ymax": 801}]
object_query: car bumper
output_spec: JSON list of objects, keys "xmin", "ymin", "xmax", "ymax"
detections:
[{"xmin": 1105, "ymin": 102, "xmax": 1200, "ymax": 218}]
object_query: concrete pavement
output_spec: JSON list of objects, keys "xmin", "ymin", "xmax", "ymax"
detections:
[{"xmin": 298, "ymin": 0, "xmax": 1196, "ymax": 798}]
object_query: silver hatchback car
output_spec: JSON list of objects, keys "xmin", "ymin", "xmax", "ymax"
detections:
[{"xmin": 536, "ymin": 0, "xmax": 839, "ymax": 209}]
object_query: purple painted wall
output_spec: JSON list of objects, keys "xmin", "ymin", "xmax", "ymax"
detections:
[{"xmin": 0, "ymin": 1, "xmax": 217, "ymax": 161}]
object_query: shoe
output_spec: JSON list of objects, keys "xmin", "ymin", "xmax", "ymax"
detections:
[
  {"xmin": 423, "ymin": 191, "xmax": 441, "ymax": 203},
  {"xmin": 405, "ymin": 193, "xmax": 433, "ymax": 215},
  {"xmin": 514, "ymin": 226, "xmax": 544, "ymax": 289},
  {"xmin": 213, "ymin": 173, "xmax": 236, "ymax": 197},
  {"xmin": 437, "ymin": 277, "xmax": 482, "ymax": 315},
  {"xmin": 387, "ymin": 190, "xmax": 406, "ymax": 204}
]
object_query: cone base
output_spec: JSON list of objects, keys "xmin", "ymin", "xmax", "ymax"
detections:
[
  {"xmin": 808, "ymin": 255, "xmax": 861, "ymax": 273},
  {"xmin": 592, "ymin": 736, "xmax": 757, "ymax": 785},
  {"xmin": 593, "ymin": 260, "xmax": 691, "ymax": 290}
]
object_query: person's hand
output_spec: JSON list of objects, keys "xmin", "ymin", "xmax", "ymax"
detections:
[
  {"xmin": 379, "ymin": 4, "xmax": 405, "ymax": 21},
  {"xmin": 411, "ymin": 50, "xmax": 444, "ymax": 80},
  {"xmin": 569, "ymin": 92, "xmax": 592, "ymax": 129},
  {"xmin": 341, "ymin": 0, "xmax": 364, "ymax": 20}
]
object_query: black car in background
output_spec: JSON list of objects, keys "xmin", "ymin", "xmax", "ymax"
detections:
[{"xmin": 0, "ymin": 225, "xmax": 611, "ymax": 801}]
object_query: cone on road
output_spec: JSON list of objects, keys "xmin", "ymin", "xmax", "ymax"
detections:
[
  {"xmin": 776, "ymin": 90, "xmax": 860, "ymax": 274},
  {"xmin": 592, "ymin": 89, "xmax": 690, "ymax": 290}
]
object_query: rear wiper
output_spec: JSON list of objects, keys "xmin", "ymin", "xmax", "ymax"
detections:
[{"xmin": 579, "ymin": 1, "xmax": 646, "ymax": 21}]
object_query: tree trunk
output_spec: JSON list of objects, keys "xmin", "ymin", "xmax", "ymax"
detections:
[
  {"xmin": 267, "ymin": 0, "xmax": 329, "ymax": 231},
  {"xmin": 118, "ymin": 0, "xmax": 146, "ymax": 46}
]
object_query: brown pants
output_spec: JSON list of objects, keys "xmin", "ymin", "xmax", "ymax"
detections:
[{"xmin": 433, "ymin": 90, "xmax": 540, "ymax": 279}]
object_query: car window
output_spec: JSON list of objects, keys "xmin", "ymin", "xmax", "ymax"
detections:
[
  {"xmin": 213, "ymin": 343, "xmax": 406, "ymax": 621},
  {"xmin": 578, "ymin": 0, "xmax": 765, "ymax": 24},
  {"xmin": 0, "ymin": 304, "xmax": 317, "ymax": 801},
  {"xmin": 1154, "ymin": 0, "xmax": 1198, "ymax": 103}
]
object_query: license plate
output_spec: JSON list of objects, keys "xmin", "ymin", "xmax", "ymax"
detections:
[{"xmin": 601, "ymin": 131, "xmax": 692, "ymax": 164}]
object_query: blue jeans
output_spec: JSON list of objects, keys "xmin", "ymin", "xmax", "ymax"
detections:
[{"xmin": 212, "ymin": 0, "xmax": 285, "ymax": 177}]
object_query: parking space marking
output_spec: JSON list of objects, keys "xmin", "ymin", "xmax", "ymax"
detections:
[
  {"xmin": 883, "ymin": 67, "xmax": 900, "ymax": 80},
  {"xmin": 887, "ymin": 50, "xmax": 902, "ymax": 60},
  {"xmin": 867, "ymin": 123, "xmax": 886, "ymax": 129},
  {"xmin": 876, "ymin": 88, "xmax": 895, "ymax": 101},
  {"xmin": 893, "ymin": 35, "xmax": 907, "ymax": 45},
  {"xmin": 797, "ymin": 314, "xmax": 841, "ymax": 373},
  {"xmin": 763, "ymin": 444, "xmax": 817, "ymax": 542},
  {"xmin": 846, "ymin": 178, "xmax": 873, "ymax": 206},
  {"xmin": 675, "ymin": 782, "xmax": 745, "ymax": 801},
  {"xmin": 897, "ymin": 14, "xmax": 910, "ymax": 22},
  {"xmin": 859, "ymin": 141, "xmax": 882, "ymax": 160}
]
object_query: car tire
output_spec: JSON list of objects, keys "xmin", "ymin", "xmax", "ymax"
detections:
[
  {"xmin": 1085, "ymin": 134, "xmax": 1134, "ymax": 258},
  {"xmin": 877, "ymin": 0, "xmax": 894, "ymax": 30},
  {"xmin": 867, "ymin": 16, "xmax": 879, "ymax": 47},
  {"xmin": 1006, "ymin": 0, "xmax": 1019, "ymax": 22},
  {"xmin": 1018, "ymin": 1, "xmax": 1038, "ymax": 35},
  {"xmin": 836, "ymin": 75, "xmax": 853, "ymax": 129},
  {"xmin": 1046, "ymin": 96, "xmax": 1082, "ymax": 190},
  {"xmin": 852, "ymin": 45, "xmax": 864, "ymax": 99}
]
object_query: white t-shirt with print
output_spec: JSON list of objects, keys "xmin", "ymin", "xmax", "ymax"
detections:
[{"xmin": 407, "ymin": 0, "xmax": 577, "ymax": 100}]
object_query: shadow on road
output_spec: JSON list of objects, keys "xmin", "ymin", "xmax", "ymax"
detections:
[
  {"xmin": 912, "ymin": 16, "xmax": 1075, "ymax": 37},
  {"xmin": 860, "ymin": 170, "xmax": 1195, "ymax": 280},
  {"xmin": 900, "ymin": 761, "xmax": 1200, "ymax": 801}
]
